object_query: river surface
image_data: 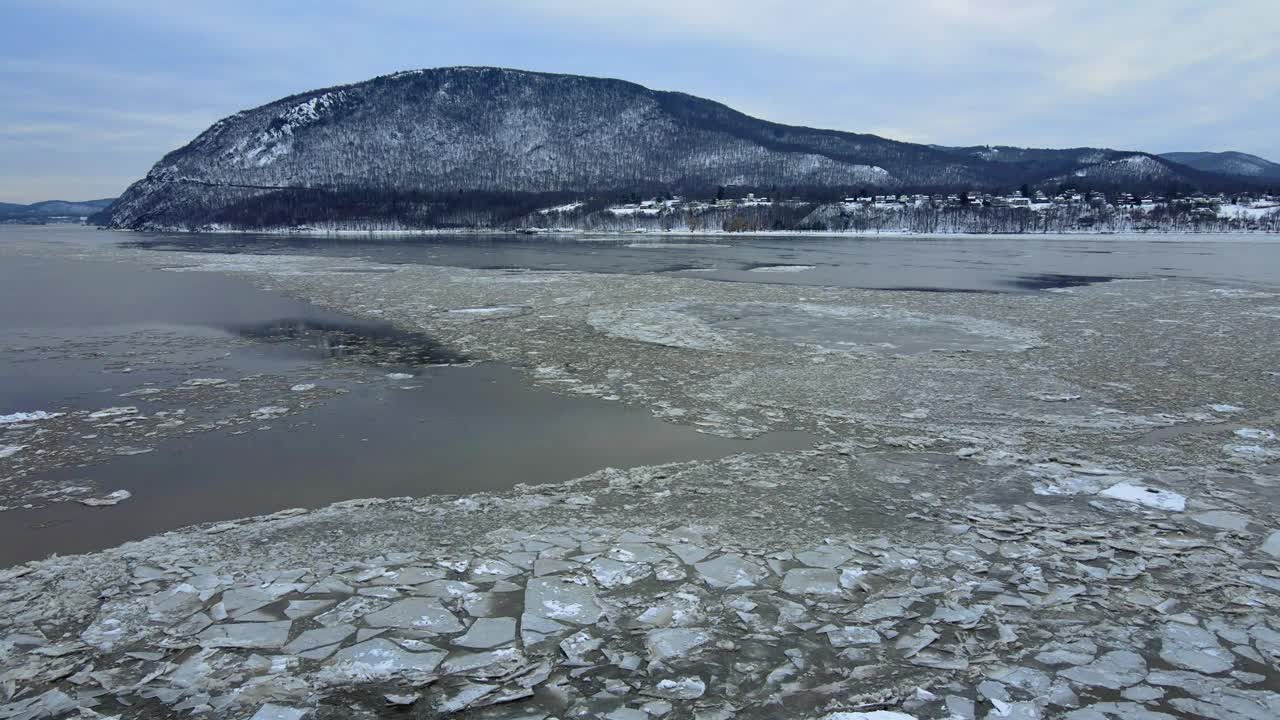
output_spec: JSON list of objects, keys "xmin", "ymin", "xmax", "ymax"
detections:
[
  {"xmin": 3, "ymin": 225, "xmax": 1278, "ymax": 563},
  {"xmin": 121, "ymin": 229, "xmax": 1280, "ymax": 291}
]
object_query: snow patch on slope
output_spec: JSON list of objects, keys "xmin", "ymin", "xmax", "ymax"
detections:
[{"xmin": 242, "ymin": 90, "xmax": 351, "ymax": 167}]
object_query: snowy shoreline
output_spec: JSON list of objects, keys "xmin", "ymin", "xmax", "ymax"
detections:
[{"xmin": 106, "ymin": 225, "xmax": 1280, "ymax": 240}]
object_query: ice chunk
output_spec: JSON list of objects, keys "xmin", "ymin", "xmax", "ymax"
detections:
[
  {"xmin": 852, "ymin": 597, "xmax": 914, "ymax": 622},
  {"xmin": 826, "ymin": 626, "xmax": 881, "ymax": 648},
  {"xmin": 1058, "ymin": 650, "xmax": 1146, "ymax": 689},
  {"xmin": 590, "ymin": 557, "xmax": 648, "ymax": 588},
  {"xmin": 559, "ymin": 629, "xmax": 602, "ymax": 665},
  {"xmin": 824, "ymin": 707, "xmax": 916, "ymax": 712},
  {"xmin": 250, "ymin": 704, "xmax": 308, "ymax": 720},
  {"xmin": 782, "ymin": 568, "xmax": 841, "ymax": 595},
  {"xmin": 386, "ymin": 372, "xmax": 414, "ymax": 380},
  {"xmin": 1262, "ymin": 531, "xmax": 1280, "ymax": 558},
  {"xmin": 326, "ymin": 638, "xmax": 444, "ymax": 678},
  {"xmin": 652, "ymin": 676, "xmax": 707, "ymax": 699},
  {"xmin": 1190, "ymin": 511, "xmax": 1249, "ymax": 532},
  {"xmin": 88, "ymin": 406, "xmax": 138, "ymax": 419},
  {"xmin": 290, "ymin": 383, "xmax": 317, "ymax": 392},
  {"xmin": 748, "ymin": 265, "xmax": 816, "ymax": 273},
  {"xmin": 197, "ymin": 620, "xmax": 292, "ymax": 650},
  {"xmin": 1235, "ymin": 427, "xmax": 1276, "ymax": 441},
  {"xmin": 524, "ymin": 577, "xmax": 603, "ymax": 625},
  {"xmin": 587, "ymin": 307, "xmax": 734, "ymax": 351},
  {"xmin": 78, "ymin": 490, "xmax": 132, "ymax": 507},
  {"xmin": 693, "ymin": 554, "xmax": 766, "ymax": 589},
  {"xmin": 1158, "ymin": 624, "xmax": 1233, "ymax": 674},
  {"xmin": 645, "ymin": 628, "xmax": 711, "ymax": 661},
  {"xmin": 1035, "ymin": 640, "xmax": 1097, "ymax": 666},
  {"xmin": 284, "ymin": 624, "xmax": 355, "ymax": 654},
  {"xmin": 794, "ymin": 546, "xmax": 855, "ymax": 568},
  {"xmin": 453, "ymin": 617, "xmax": 516, "ymax": 649},
  {"xmin": 1097, "ymin": 483, "xmax": 1185, "ymax": 511},
  {"xmin": 363, "ymin": 598, "xmax": 463, "ymax": 632},
  {"xmin": 930, "ymin": 603, "xmax": 988, "ymax": 628},
  {"xmin": 250, "ymin": 405, "xmax": 289, "ymax": 419},
  {"xmin": 0, "ymin": 445, "xmax": 26, "ymax": 458},
  {"xmin": 447, "ymin": 306, "xmax": 525, "ymax": 316},
  {"xmin": 284, "ymin": 599, "xmax": 336, "ymax": 620},
  {"xmin": 0, "ymin": 410, "xmax": 63, "ymax": 424}
]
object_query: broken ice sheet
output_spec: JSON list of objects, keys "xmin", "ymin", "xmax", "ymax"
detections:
[
  {"xmin": 645, "ymin": 628, "xmax": 712, "ymax": 661},
  {"xmin": 362, "ymin": 597, "xmax": 463, "ymax": 632},
  {"xmin": 1234, "ymin": 427, "xmax": 1276, "ymax": 441},
  {"xmin": 827, "ymin": 626, "xmax": 882, "ymax": 648},
  {"xmin": 250, "ymin": 704, "xmax": 308, "ymax": 720},
  {"xmin": 524, "ymin": 576, "xmax": 603, "ymax": 625},
  {"xmin": 1158, "ymin": 623, "xmax": 1234, "ymax": 674},
  {"xmin": 197, "ymin": 620, "xmax": 292, "ymax": 650},
  {"xmin": 781, "ymin": 568, "xmax": 841, "ymax": 596},
  {"xmin": 454, "ymin": 617, "xmax": 517, "ymax": 648},
  {"xmin": 1190, "ymin": 511, "xmax": 1250, "ymax": 532},
  {"xmin": 651, "ymin": 676, "xmax": 706, "ymax": 699},
  {"xmin": 0, "ymin": 410, "xmax": 63, "ymax": 424},
  {"xmin": 1058, "ymin": 650, "xmax": 1146, "ymax": 690},
  {"xmin": 325, "ymin": 638, "xmax": 444, "ymax": 678},
  {"xmin": 693, "ymin": 554, "xmax": 766, "ymax": 589}
]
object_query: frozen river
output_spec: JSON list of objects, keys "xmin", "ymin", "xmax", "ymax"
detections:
[
  {"xmin": 0, "ymin": 227, "xmax": 810, "ymax": 563},
  {"xmin": 2, "ymin": 225, "xmax": 1279, "ymax": 720}
]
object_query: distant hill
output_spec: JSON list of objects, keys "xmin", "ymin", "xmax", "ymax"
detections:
[
  {"xmin": 0, "ymin": 198, "xmax": 115, "ymax": 222},
  {"xmin": 1159, "ymin": 151, "xmax": 1280, "ymax": 180},
  {"xmin": 102, "ymin": 67, "xmax": 1266, "ymax": 231}
]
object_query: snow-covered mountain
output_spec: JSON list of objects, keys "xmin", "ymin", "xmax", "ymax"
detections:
[
  {"xmin": 103, "ymin": 67, "xmax": 1256, "ymax": 231},
  {"xmin": 1159, "ymin": 151, "xmax": 1280, "ymax": 180}
]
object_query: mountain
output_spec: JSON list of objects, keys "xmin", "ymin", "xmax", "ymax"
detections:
[
  {"xmin": 0, "ymin": 198, "xmax": 115, "ymax": 222},
  {"xmin": 103, "ymin": 67, "xmax": 1260, "ymax": 231},
  {"xmin": 1159, "ymin": 151, "xmax": 1280, "ymax": 180}
]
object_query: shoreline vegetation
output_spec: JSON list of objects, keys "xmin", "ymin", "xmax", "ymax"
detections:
[{"xmin": 98, "ymin": 190, "xmax": 1280, "ymax": 236}]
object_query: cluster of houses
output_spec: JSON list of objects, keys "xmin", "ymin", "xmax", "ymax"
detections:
[
  {"xmin": 841, "ymin": 191, "xmax": 1280, "ymax": 213},
  {"xmin": 0, "ymin": 214, "xmax": 89, "ymax": 225},
  {"xmin": 604, "ymin": 193, "xmax": 807, "ymax": 216},
  {"xmin": 592, "ymin": 190, "xmax": 1280, "ymax": 217}
]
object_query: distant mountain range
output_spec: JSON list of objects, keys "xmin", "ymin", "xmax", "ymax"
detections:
[
  {"xmin": 95, "ymin": 67, "xmax": 1277, "ymax": 231},
  {"xmin": 1158, "ymin": 151, "xmax": 1280, "ymax": 180},
  {"xmin": 0, "ymin": 198, "xmax": 115, "ymax": 222}
]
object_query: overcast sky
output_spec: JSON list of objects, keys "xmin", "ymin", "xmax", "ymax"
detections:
[{"xmin": 2, "ymin": 0, "xmax": 1277, "ymax": 203}]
